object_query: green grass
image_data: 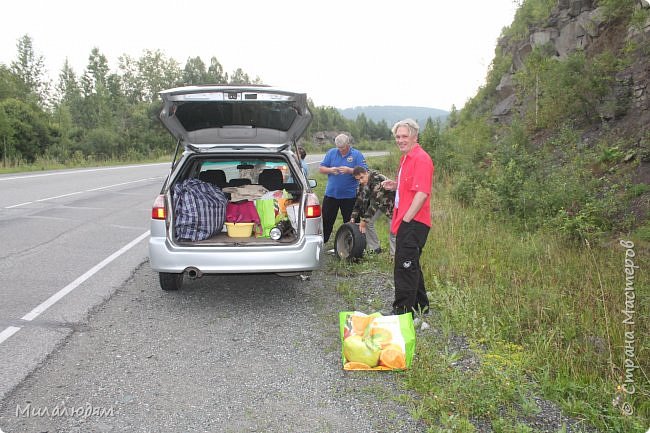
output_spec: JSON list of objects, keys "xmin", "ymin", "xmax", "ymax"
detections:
[
  {"xmin": 403, "ymin": 336, "xmax": 539, "ymax": 432},
  {"xmin": 418, "ymin": 174, "xmax": 647, "ymax": 432},
  {"xmin": 318, "ymin": 157, "xmax": 648, "ymax": 432}
]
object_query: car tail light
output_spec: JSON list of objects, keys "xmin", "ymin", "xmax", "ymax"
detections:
[
  {"xmin": 152, "ymin": 195, "xmax": 167, "ymax": 220},
  {"xmin": 306, "ymin": 204, "xmax": 321, "ymax": 218},
  {"xmin": 305, "ymin": 193, "xmax": 321, "ymax": 218}
]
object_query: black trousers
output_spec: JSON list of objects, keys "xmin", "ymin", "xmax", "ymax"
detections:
[
  {"xmin": 322, "ymin": 196, "xmax": 356, "ymax": 243},
  {"xmin": 393, "ymin": 220, "xmax": 430, "ymax": 314}
]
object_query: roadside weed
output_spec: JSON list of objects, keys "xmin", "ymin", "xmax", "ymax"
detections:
[{"xmin": 418, "ymin": 178, "xmax": 648, "ymax": 431}]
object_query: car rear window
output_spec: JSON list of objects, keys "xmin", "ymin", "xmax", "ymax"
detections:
[{"xmin": 174, "ymin": 101, "xmax": 298, "ymax": 132}]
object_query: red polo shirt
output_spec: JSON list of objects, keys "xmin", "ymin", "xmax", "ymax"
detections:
[{"xmin": 390, "ymin": 143, "xmax": 434, "ymax": 234}]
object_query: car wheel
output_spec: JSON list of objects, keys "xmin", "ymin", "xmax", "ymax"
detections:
[
  {"xmin": 159, "ymin": 272, "xmax": 183, "ymax": 291},
  {"xmin": 334, "ymin": 222, "xmax": 366, "ymax": 260}
]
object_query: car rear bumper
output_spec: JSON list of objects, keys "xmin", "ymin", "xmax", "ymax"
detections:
[{"xmin": 148, "ymin": 235, "xmax": 323, "ymax": 274}]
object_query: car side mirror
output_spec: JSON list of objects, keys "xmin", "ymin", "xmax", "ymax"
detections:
[{"xmin": 308, "ymin": 179, "xmax": 317, "ymax": 188}]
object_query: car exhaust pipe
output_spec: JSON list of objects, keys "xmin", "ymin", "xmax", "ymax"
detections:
[{"xmin": 184, "ymin": 267, "xmax": 202, "ymax": 280}]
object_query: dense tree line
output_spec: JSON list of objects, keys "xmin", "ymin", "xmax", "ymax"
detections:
[
  {"xmin": 0, "ymin": 35, "xmax": 390, "ymax": 166},
  {"xmin": 305, "ymin": 105, "xmax": 392, "ymax": 143}
]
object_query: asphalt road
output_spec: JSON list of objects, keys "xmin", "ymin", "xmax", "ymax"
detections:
[{"xmin": 0, "ymin": 163, "xmax": 170, "ymax": 403}]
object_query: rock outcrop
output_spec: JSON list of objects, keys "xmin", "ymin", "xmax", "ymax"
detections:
[{"xmin": 493, "ymin": 0, "xmax": 650, "ymax": 121}]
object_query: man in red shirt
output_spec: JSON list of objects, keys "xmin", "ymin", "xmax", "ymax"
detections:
[{"xmin": 381, "ymin": 119, "xmax": 434, "ymax": 316}]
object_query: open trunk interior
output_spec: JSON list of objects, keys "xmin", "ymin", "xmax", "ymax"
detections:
[{"xmin": 168, "ymin": 154, "xmax": 304, "ymax": 246}]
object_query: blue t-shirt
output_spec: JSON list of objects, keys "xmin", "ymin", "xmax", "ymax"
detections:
[{"xmin": 321, "ymin": 147, "xmax": 367, "ymax": 199}]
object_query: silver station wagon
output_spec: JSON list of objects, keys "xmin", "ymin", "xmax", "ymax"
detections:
[{"xmin": 149, "ymin": 85, "xmax": 323, "ymax": 291}]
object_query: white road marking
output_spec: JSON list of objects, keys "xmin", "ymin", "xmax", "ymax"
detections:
[
  {"xmin": 0, "ymin": 327, "xmax": 21, "ymax": 344},
  {"xmin": 0, "ymin": 231, "xmax": 150, "ymax": 345},
  {"xmin": 4, "ymin": 177, "xmax": 163, "ymax": 209},
  {"xmin": 4, "ymin": 202, "xmax": 32, "ymax": 209},
  {"xmin": 24, "ymin": 215, "xmax": 71, "ymax": 221},
  {"xmin": 35, "ymin": 191, "xmax": 85, "ymax": 202},
  {"xmin": 83, "ymin": 177, "xmax": 162, "ymax": 193},
  {"xmin": 0, "ymin": 163, "xmax": 169, "ymax": 181}
]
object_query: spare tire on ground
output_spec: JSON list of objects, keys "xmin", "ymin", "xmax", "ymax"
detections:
[{"xmin": 334, "ymin": 222, "xmax": 366, "ymax": 261}]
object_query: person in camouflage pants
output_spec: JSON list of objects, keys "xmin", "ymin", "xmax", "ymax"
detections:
[{"xmin": 350, "ymin": 166, "xmax": 396, "ymax": 256}]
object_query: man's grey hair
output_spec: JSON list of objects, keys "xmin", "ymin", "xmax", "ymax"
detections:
[
  {"xmin": 391, "ymin": 118, "xmax": 420, "ymax": 137},
  {"xmin": 334, "ymin": 133, "xmax": 351, "ymax": 147}
]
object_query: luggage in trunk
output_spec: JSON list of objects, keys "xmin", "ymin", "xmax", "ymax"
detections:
[{"xmin": 172, "ymin": 178, "xmax": 228, "ymax": 241}]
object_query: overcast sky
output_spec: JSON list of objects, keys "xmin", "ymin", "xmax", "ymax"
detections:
[{"xmin": 1, "ymin": 0, "xmax": 519, "ymax": 111}]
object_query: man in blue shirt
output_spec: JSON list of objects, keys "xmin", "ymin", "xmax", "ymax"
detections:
[{"xmin": 319, "ymin": 133, "xmax": 367, "ymax": 243}]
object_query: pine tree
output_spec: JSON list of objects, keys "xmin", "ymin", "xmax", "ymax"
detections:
[{"xmin": 10, "ymin": 34, "xmax": 50, "ymax": 106}]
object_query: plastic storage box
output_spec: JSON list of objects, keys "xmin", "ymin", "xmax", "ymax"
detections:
[{"xmin": 225, "ymin": 222, "xmax": 254, "ymax": 237}]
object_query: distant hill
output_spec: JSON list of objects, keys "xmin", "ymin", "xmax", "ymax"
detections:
[{"xmin": 338, "ymin": 106, "xmax": 448, "ymax": 128}]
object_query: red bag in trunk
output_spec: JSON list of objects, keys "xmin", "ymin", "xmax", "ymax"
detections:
[{"xmin": 226, "ymin": 201, "xmax": 262, "ymax": 236}]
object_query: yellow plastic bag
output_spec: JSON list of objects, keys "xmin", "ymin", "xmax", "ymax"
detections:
[{"xmin": 339, "ymin": 311, "xmax": 416, "ymax": 371}]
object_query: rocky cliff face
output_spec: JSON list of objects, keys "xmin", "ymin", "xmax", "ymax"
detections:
[
  {"xmin": 487, "ymin": 0, "xmax": 650, "ymax": 228},
  {"xmin": 493, "ymin": 0, "xmax": 650, "ymax": 123}
]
